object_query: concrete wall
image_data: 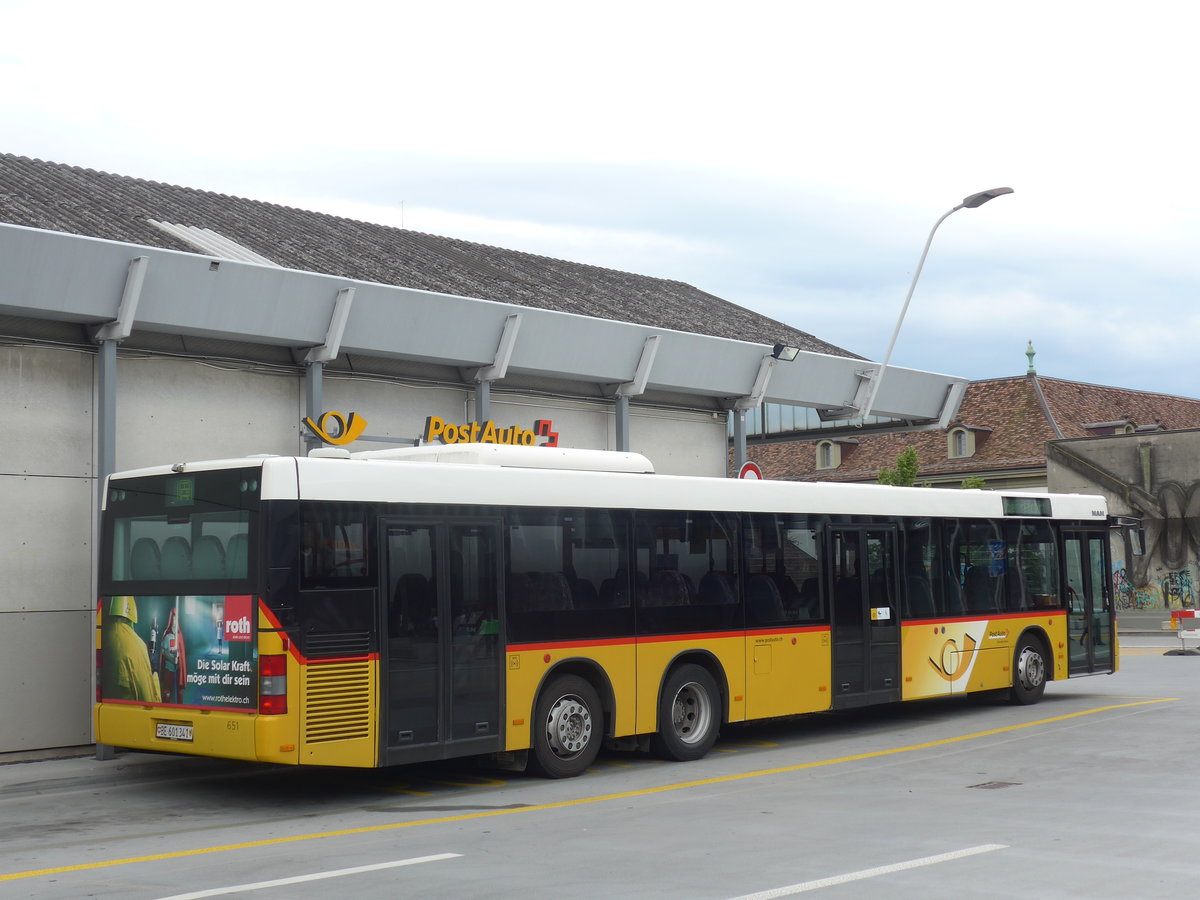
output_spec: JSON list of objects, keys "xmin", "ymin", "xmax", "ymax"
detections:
[
  {"xmin": 0, "ymin": 343, "xmax": 726, "ymax": 752},
  {"xmin": 0, "ymin": 345, "xmax": 96, "ymax": 751},
  {"xmin": 1047, "ymin": 429, "xmax": 1200, "ymax": 613}
]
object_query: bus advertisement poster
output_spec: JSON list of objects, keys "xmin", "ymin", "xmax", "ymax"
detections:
[{"xmin": 100, "ymin": 594, "xmax": 256, "ymax": 710}]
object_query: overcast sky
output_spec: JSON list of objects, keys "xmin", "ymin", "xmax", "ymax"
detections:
[{"xmin": 4, "ymin": 0, "xmax": 1198, "ymax": 397}]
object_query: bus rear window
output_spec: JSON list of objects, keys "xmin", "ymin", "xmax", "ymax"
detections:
[{"xmin": 104, "ymin": 468, "xmax": 259, "ymax": 586}]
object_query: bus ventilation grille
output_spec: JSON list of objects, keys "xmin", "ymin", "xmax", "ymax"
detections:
[
  {"xmin": 303, "ymin": 630, "xmax": 371, "ymax": 657},
  {"xmin": 304, "ymin": 661, "xmax": 372, "ymax": 744}
]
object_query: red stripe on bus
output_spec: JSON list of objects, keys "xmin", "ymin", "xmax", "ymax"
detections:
[
  {"xmin": 507, "ymin": 625, "xmax": 830, "ymax": 653},
  {"xmin": 256, "ymin": 599, "xmax": 377, "ymax": 666},
  {"xmin": 902, "ymin": 609, "xmax": 1067, "ymax": 627},
  {"xmin": 636, "ymin": 630, "xmax": 758, "ymax": 644}
]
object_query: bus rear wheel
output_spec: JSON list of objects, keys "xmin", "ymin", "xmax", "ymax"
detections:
[
  {"xmin": 1010, "ymin": 636, "xmax": 1047, "ymax": 705},
  {"xmin": 651, "ymin": 664, "xmax": 720, "ymax": 761},
  {"xmin": 528, "ymin": 674, "xmax": 603, "ymax": 778}
]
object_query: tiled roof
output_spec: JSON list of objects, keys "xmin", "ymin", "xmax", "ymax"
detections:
[
  {"xmin": 750, "ymin": 375, "xmax": 1200, "ymax": 482},
  {"xmin": 0, "ymin": 153, "xmax": 855, "ymax": 357}
]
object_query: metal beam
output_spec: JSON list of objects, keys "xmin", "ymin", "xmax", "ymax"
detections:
[
  {"xmin": 614, "ymin": 335, "xmax": 661, "ymax": 397},
  {"xmin": 476, "ymin": 379, "xmax": 492, "ymax": 423},
  {"xmin": 92, "ymin": 255, "xmax": 148, "ymax": 343},
  {"xmin": 733, "ymin": 354, "xmax": 776, "ymax": 411},
  {"xmin": 304, "ymin": 287, "xmax": 356, "ymax": 364},
  {"xmin": 472, "ymin": 313, "xmax": 523, "ymax": 383},
  {"xmin": 733, "ymin": 409, "xmax": 748, "ymax": 472},
  {"xmin": 304, "ymin": 361, "xmax": 324, "ymax": 452},
  {"xmin": 615, "ymin": 394, "xmax": 631, "ymax": 452}
]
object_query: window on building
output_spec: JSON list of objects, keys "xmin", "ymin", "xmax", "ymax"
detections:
[
  {"xmin": 816, "ymin": 441, "xmax": 839, "ymax": 470},
  {"xmin": 948, "ymin": 428, "xmax": 974, "ymax": 459}
]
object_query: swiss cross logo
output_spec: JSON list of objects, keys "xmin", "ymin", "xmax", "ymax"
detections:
[
  {"xmin": 224, "ymin": 595, "xmax": 254, "ymax": 643},
  {"xmin": 534, "ymin": 419, "xmax": 559, "ymax": 447}
]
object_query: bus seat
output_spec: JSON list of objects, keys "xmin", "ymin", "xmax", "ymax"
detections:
[
  {"xmin": 747, "ymin": 573, "xmax": 785, "ymax": 623},
  {"xmin": 569, "ymin": 577, "xmax": 600, "ymax": 608},
  {"xmin": 906, "ymin": 575, "xmax": 935, "ymax": 617},
  {"xmin": 598, "ymin": 577, "xmax": 621, "ymax": 607},
  {"xmin": 963, "ymin": 566, "xmax": 996, "ymax": 611},
  {"xmin": 794, "ymin": 576, "xmax": 819, "ymax": 618},
  {"xmin": 129, "ymin": 538, "xmax": 161, "ymax": 580},
  {"xmin": 192, "ymin": 535, "xmax": 225, "ymax": 578},
  {"xmin": 536, "ymin": 572, "xmax": 573, "ymax": 610},
  {"xmin": 160, "ymin": 536, "xmax": 191, "ymax": 579},
  {"xmin": 649, "ymin": 569, "xmax": 690, "ymax": 606},
  {"xmin": 943, "ymin": 574, "xmax": 965, "ymax": 615},
  {"xmin": 510, "ymin": 572, "xmax": 572, "ymax": 611},
  {"xmin": 774, "ymin": 573, "xmax": 803, "ymax": 606},
  {"xmin": 225, "ymin": 533, "xmax": 249, "ymax": 578},
  {"xmin": 699, "ymin": 571, "xmax": 737, "ymax": 605},
  {"xmin": 600, "ymin": 569, "xmax": 638, "ymax": 607}
]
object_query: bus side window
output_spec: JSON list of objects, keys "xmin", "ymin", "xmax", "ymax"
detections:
[
  {"xmin": 299, "ymin": 503, "xmax": 371, "ymax": 587},
  {"xmin": 745, "ymin": 514, "xmax": 820, "ymax": 626}
]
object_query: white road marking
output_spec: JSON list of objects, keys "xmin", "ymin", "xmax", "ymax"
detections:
[
  {"xmin": 154, "ymin": 853, "xmax": 462, "ymax": 899},
  {"xmin": 729, "ymin": 844, "xmax": 1008, "ymax": 898}
]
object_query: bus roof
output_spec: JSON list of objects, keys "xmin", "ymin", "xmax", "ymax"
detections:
[{"xmin": 107, "ymin": 448, "xmax": 1109, "ymax": 522}]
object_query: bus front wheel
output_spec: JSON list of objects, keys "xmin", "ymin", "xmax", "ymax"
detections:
[
  {"xmin": 1010, "ymin": 636, "xmax": 1047, "ymax": 705},
  {"xmin": 651, "ymin": 664, "xmax": 720, "ymax": 761},
  {"xmin": 528, "ymin": 675, "xmax": 603, "ymax": 778}
]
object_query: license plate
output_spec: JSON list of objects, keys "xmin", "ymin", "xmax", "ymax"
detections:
[{"xmin": 155, "ymin": 723, "xmax": 193, "ymax": 742}]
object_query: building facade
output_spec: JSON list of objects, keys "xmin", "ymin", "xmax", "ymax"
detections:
[
  {"xmin": 747, "ymin": 361, "xmax": 1200, "ymax": 491},
  {"xmin": 1047, "ymin": 429, "xmax": 1200, "ymax": 615}
]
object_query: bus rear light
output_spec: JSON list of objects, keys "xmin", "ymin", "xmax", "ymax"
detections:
[
  {"xmin": 259, "ymin": 654, "xmax": 287, "ymax": 715},
  {"xmin": 96, "ymin": 649, "xmax": 103, "ymax": 703}
]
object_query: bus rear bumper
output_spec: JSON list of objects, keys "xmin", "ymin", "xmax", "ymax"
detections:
[{"xmin": 95, "ymin": 702, "xmax": 299, "ymax": 764}]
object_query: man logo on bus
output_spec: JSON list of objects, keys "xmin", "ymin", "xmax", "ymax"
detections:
[
  {"xmin": 928, "ymin": 632, "xmax": 978, "ymax": 682},
  {"xmin": 223, "ymin": 595, "xmax": 254, "ymax": 643}
]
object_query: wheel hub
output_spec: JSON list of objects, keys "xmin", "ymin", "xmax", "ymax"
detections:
[
  {"xmin": 671, "ymin": 683, "xmax": 710, "ymax": 744},
  {"xmin": 1017, "ymin": 647, "xmax": 1045, "ymax": 689},
  {"xmin": 546, "ymin": 695, "xmax": 591, "ymax": 758}
]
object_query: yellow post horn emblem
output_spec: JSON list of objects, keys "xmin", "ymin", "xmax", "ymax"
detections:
[{"xmin": 304, "ymin": 411, "xmax": 368, "ymax": 446}]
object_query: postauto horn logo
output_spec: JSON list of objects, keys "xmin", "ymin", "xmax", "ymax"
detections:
[{"xmin": 304, "ymin": 411, "xmax": 368, "ymax": 446}]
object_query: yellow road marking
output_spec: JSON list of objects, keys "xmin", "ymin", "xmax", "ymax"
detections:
[
  {"xmin": 380, "ymin": 786, "xmax": 434, "ymax": 797},
  {"xmin": 425, "ymin": 776, "xmax": 508, "ymax": 788},
  {"xmin": 0, "ymin": 697, "xmax": 1173, "ymax": 884}
]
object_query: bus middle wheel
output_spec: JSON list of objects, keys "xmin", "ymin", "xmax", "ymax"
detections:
[{"xmin": 651, "ymin": 663, "xmax": 720, "ymax": 761}]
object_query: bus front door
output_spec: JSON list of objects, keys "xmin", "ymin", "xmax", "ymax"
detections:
[
  {"xmin": 829, "ymin": 527, "xmax": 901, "ymax": 709},
  {"xmin": 382, "ymin": 519, "xmax": 504, "ymax": 764},
  {"xmin": 1063, "ymin": 530, "xmax": 1115, "ymax": 674}
]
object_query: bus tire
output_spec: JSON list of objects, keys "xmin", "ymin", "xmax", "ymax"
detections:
[
  {"xmin": 1010, "ymin": 635, "xmax": 1048, "ymax": 705},
  {"xmin": 650, "ymin": 664, "xmax": 720, "ymax": 761},
  {"xmin": 528, "ymin": 675, "xmax": 603, "ymax": 778}
]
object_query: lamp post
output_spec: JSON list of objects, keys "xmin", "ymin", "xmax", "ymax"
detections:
[{"xmin": 858, "ymin": 187, "xmax": 1013, "ymax": 421}]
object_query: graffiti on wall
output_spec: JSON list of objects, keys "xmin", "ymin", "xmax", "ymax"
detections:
[
  {"xmin": 1112, "ymin": 564, "xmax": 1168, "ymax": 610},
  {"xmin": 1053, "ymin": 442, "xmax": 1200, "ymax": 612},
  {"xmin": 1161, "ymin": 569, "xmax": 1195, "ymax": 610}
]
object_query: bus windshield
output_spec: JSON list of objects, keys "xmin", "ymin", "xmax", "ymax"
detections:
[{"xmin": 103, "ymin": 467, "xmax": 260, "ymax": 589}]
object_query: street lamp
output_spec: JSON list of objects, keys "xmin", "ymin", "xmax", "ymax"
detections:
[{"xmin": 858, "ymin": 187, "xmax": 1013, "ymax": 421}]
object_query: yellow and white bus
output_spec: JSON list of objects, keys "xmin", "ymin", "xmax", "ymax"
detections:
[{"xmin": 96, "ymin": 444, "xmax": 1117, "ymax": 778}]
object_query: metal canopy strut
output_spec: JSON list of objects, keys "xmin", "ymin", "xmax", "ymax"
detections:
[
  {"xmin": 472, "ymin": 314, "xmax": 522, "ymax": 423},
  {"xmin": 612, "ymin": 336, "xmax": 660, "ymax": 452}
]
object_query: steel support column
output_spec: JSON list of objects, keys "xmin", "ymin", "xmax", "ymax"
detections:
[
  {"xmin": 615, "ymin": 394, "xmax": 631, "ymax": 452},
  {"xmin": 304, "ymin": 361, "xmax": 324, "ymax": 452},
  {"xmin": 733, "ymin": 408, "xmax": 747, "ymax": 473}
]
